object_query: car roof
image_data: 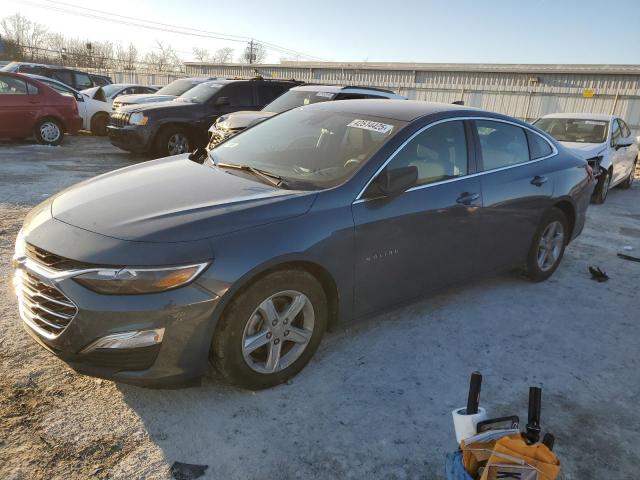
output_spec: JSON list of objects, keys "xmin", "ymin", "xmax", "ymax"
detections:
[
  {"xmin": 291, "ymin": 84, "xmax": 397, "ymax": 94},
  {"xmin": 541, "ymin": 112, "xmax": 614, "ymax": 122},
  {"xmin": 25, "ymin": 73, "xmax": 78, "ymax": 89},
  {"xmin": 301, "ymin": 99, "xmax": 476, "ymax": 121}
]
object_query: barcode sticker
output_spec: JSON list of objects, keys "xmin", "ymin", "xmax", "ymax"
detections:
[{"xmin": 347, "ymin": 119, "xmax": 394, "ymax": 134}]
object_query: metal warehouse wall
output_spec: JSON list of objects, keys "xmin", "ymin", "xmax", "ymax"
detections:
[{"xmin": 184, "ymin": 62, "xmax": 640, "ymax": 135}]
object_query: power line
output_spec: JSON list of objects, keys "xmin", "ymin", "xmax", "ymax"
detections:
[{"xmin": 19, "ymin": 0, "xmax": 327, "ymax": 61}]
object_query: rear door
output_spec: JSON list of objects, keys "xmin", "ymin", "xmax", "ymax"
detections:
[
  {"xmin": 352, "ymin": 119, "xmax": 482, "ymax": 315},
  {"xmin": 472, "ymin": 119, "xmax": 556, "ymax": 273},
  {"xmin": 616, "ymin": 119, "xmax": 637, "ymax": 182},
  {"xmin": 256, "ymin": 83, "xmax": 290, "ymax": 108},
  {"xmin": 0, "ymin": 75, "xmax": 37, "ymax": 137}
]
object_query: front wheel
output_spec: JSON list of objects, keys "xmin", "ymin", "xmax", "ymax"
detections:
[
  {"xmin": 525, "ymin": 208, "xmax": 568, "ymax": 282},
  {"xmin": 211, "ymin": 269, "xmax": 327, "ymax": 390},
  {"xmin": 591, "ymin": 169, "xmax": 611, "ymax": 204},
  {"xmin": 619, "ymin": 160, "xmax": 637, "ymax": 189},
  {"xmin": 34, "ymin": 118, "xmax": 63, "ymax": 146},
  {"xmin": 154, "ymin": 128, "xmax": 190, "ymax": 157},
  {"xmin": 90, "ymin": 113, "xmax": 110, "ymax": 136}
]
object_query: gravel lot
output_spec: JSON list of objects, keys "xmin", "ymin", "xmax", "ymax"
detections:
[{"xmin": 1, "ymin": 136, "xmax": 639, "ymax": 479}]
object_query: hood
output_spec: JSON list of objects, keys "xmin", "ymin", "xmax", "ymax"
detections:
[
  {"xmin": 115, "ymin": 93, "xmax": 177, "ymax": 105},
  {"xmin": 118, "ymin": 99, "xmax": 197, "ymax": 114},
  {"xmin": 558, "ymin": 141, "xmax": 607, "ymax": 160},
  {"xmin": 51, "ymin": 156, "xmax": 316, "ymax": 243},
  {"xmin": 215, "ymin": 111, "xmax": 277, "ymax": 131}
]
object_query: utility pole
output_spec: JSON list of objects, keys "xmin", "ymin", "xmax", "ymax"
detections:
[{"xmin": 248, "ymin": 39, "xmax": 254, "ymax": 65}]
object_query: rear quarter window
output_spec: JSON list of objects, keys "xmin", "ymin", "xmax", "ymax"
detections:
[{"xmin": 526, "ymin": 130, "xmax": 553, "ymax": 159}]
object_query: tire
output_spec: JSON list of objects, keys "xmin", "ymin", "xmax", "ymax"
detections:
[
  {"xmin": 591, "ymin": 169, "xmax": 611, "ymax": 204},
  {"xmin": 211, "ymin": 269, "xmax": 328, "ymax": 390},
  {"xmin": 525, "ymin": 207, "xmax": 568, "ymax": 282},
  {"xmin": 34, "ymin": 118, "xmax": 64, "ymax": 146},
  {"xmin": 90, "ymin": 113, "xmax": 110, "ymax": 136},
  {"xmin": 154, "ymin": 127, "xmax": 191, "ymax": 157},
  {"xmin": 619, "ymin": 160, "xmax": 637, "ymax": 189}
]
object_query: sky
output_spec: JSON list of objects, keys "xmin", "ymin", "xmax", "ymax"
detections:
[{"xmin": 3, "ymin": 0, "xmax": 640, "ymax": 64}]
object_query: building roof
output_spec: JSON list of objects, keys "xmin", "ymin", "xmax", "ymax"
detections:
[
  {"xmin": 184, "ymin": 61, "xmax": 640, "ymax": 76},
  {"xmin": 541, "ymin": 112, "xmax": 615, "ymax": 121}
]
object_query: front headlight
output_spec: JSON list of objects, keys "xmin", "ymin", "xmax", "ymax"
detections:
[
  {"xmin": 13, "ymin": 228, "xmax": 26, "ymax": 261},
  {"xmin": 129, "ymin": 112, "xmax": 148, "ymax": 126},
  {"xmin": 73, "ymin": 263, "xmax": 209, "ymax": 295}
]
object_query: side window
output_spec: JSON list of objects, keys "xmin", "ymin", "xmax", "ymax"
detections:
[
  {"xmin": 40, "ymin": 79, "xmax": 74, "ymax": 97},
  {"xmin": 526, "ymin": 130, "xmax": 553, "ymax": 159},
  {"xmin": 218, "ymin": 83, "xmax": 254, "ymax": 106},
  {"xmin": 335, "ymin": 93, "xmax": 368, "ymax": 100},
  {"xmin": 256, "ymin": 84, "xmax": 288, "ymax": 105},
  {"xmin": 611, "ymin": 119, "xmax": 621, "ymax": 146},
  {"xmin": 388, "ymin": 120, "xmax": 468, "ymax": 186},
  {"xmin": 476, "ymin": 120, "xmax": 530, "ymax": 171},
  {"xmin": 26, "ymin": 83, "xmax": 39, "ymax": 95},
  {"xmin": 74, "ymin": 72, "xmax": 93, "ymax": 90},
  {"xmin": 0, "ymin": 77, "xmax": 28, "ymax": 94},
  {"xmin": 53, "ymin": 70, "xmax": 73, "ymax": 87}
]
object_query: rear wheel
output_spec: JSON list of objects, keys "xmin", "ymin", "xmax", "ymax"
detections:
[
  {"xmin": 211, "ymin": 269, "xmax": 327, "ymax": 390},
  {"xmin": 619, "ymin": 160, "xmax": 637, "ymax": 189},
  {"xmin": 154, "ymin": 128, "xmax": 190, "ymax": 157},
  {"xmin": 34, "ymin": 118, "xmax": 63, "ymax": 146},
  {"xmin": 90, "ymin": 112, "xmax": 110, "ymax": 136},
  {"xmin": 525, "ymin": 207, "xmax": 568, "ymax": 282},
  {"xmin": 591, "ymin": 169, "xmax": 611, "ymax": 204}
]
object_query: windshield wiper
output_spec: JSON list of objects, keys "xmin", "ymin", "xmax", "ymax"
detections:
[{"xmin": 216, "ymin": 162, "xmax": 287, "ymax": 188}]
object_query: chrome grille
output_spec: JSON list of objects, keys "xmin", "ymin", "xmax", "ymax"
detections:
[
  {"xmin": 26, "ymin": 243, "xmax": 96, "ymax": 271},
  {"xmin": 110, "ymin": 111, "xmax": 131, "ymax": 127},
  {"xmin": 17, "ymin": 270, "xmax": 77, "ymax": 338}
]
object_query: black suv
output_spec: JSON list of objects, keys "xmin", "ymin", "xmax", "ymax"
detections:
[
  {"xmin": 108, "ymin": 78, "xmax": 299, "ymax": 157},
  {"xmin": 0, "ymin": 62, "xmax": 112, "ymax": 90}
]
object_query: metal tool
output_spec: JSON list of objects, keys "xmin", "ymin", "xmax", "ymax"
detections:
[
  {"xmin": 542, "ymin": 432, "xmax": 555, "ymax": 451},
  {"xmin": 525, "ymin": 387, "xmax": 542, "ymax": 444},
  {"xmin": 476, "ymin": 415, "xmax": 520, "ymax": 433},
  {"xmin": 466, "ymin": 371, "xmax": 482, "ymax": 414}
]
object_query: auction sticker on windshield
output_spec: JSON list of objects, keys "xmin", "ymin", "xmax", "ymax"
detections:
[{"xmin": 348, "ymin": 119, "xmax": 394, "ymax": 134}]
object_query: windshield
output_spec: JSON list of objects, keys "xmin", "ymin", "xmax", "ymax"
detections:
[
  {"xmin": 534, "ymin": 118, "xmax": 608, "ymax": 143},
  {"xmin": 177, "ymin": 82, "xmax": 223, "ymax": 103},
  {"xmin": 101, "ymin": 84, "xmax": 123, "ymax": 97},
  {"xmin": 156, "ymin": 79, "xmax": 204, "ymax": 96},
  {"xmin": 263, "ymin": 89, "xmax": 336, "ymax": 113},
  {"xmin": 209, "ymin": 107, "xmax": 407, "ymax": 189}
]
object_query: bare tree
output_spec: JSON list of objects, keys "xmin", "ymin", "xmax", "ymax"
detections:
[
  {"xmin": 212, "ymin": 47, "xmax": 234, "ymax": 64},
  {"xmin": 116, "ymin": 43, "xmax": 139, "ymax": 70},
  {"xmin": 1, "ymin": 13, "xmax": 48, "ymax": 60},
  {"xmin": 192, "ymin": 47, "xmax": 211, "ymax": 62},
  {"xmin": 144, "ymin": 40, "xmax": 182, "ymax": 72},
  {"xmin": 238, "ymin": 41, "xmax": 267, "ymax": 64}
]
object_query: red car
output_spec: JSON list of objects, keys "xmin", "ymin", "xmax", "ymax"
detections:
[{"xmin": 0, "ymin": 72, "xmax": 82, "ymax": 145}]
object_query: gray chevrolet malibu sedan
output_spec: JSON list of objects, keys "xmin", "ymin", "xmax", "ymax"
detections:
[{"xmin": 13, "ymin": 100, "xmax": 594, "ymax": 389}]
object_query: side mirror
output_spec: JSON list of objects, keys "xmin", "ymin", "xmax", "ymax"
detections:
[
  {"xmin": 375, "ymin": 166, "xmax": 418, "ymax": 197},
  {"xmin": 615, "ymin": 136, "xmax": 633, "ymax": 150},
  {"xmin": 215, "ymin": 96, "xmax": 230, "ymax": 106}
]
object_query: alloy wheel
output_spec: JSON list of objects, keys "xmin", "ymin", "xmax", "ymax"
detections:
[
  {"xmin": 167, "ymin": 133, "xmax": 189, "ymax": 155},
  {"xmin": 241, "ymin": 290, "xmax": 315, "ymax": 374},
  {"xmin": 40, "ymin": 122, "xmax": 61, "ymax": 143},
  {"xmin": 599, "ymin": 172, "xmax": 610, "ymax": 202},
  {"xmin": 537, "ymin": 221, "xmax": 564, "ymax": 272}
]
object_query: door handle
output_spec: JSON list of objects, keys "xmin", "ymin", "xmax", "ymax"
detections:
[
  {"xmin": 456, "ymin": 192, "xmax": 480, "ymax": 205},
  {"xmin": 530, "ymin": 175, "xmax": 548, "ymax": 187}
]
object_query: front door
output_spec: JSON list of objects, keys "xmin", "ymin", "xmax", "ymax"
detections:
[{"xmin": 352, "ymin": 120, "xmax": 482, "ymax": 316}]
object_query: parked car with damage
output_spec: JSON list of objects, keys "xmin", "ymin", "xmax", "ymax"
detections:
[
  {"xmin": 111, "ymin": 77, "xmax": 224, "ymax": 111},
  {"xmin": 1, "ymin": 62, "xmax": 111, "ymax": 90},
  {"xmin": 13, "ymin": 100, "xmax": 594, "ymax": 389},
  {"xmin": 0, "ymin": 72, "xmax": 81, "ymax": 145},
  {"xmin": 108, "ymin": 78, "xmax": 299, "ymax": 157},
  {"xmin": 534, "ymin": 113, "xmax": 638, "ymax": 203},
  {"xmin": 26, "ymin": 74, "xmax": 115, "ymax": 135},
  {"xmin": 208, "ymin": 85, "xmax": 406, "ymax": 147}
]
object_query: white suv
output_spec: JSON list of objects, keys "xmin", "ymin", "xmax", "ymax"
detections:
[
  {"xmin": 208, "ymin": 85, "xmax": 406, "ymax": 147},
  {"xmin": 535, "ymin": 113, "xmax": 638, "ymax": 203}
]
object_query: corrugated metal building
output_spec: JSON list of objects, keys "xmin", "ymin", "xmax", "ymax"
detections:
[{"xmin": 184, "ymin": 61, "xmax": 640, "ymax": 134}]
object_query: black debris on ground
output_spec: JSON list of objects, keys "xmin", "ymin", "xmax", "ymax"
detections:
[{"xmin": 170, "ymin": 462, "xmax": 208, "ymax": 480}]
